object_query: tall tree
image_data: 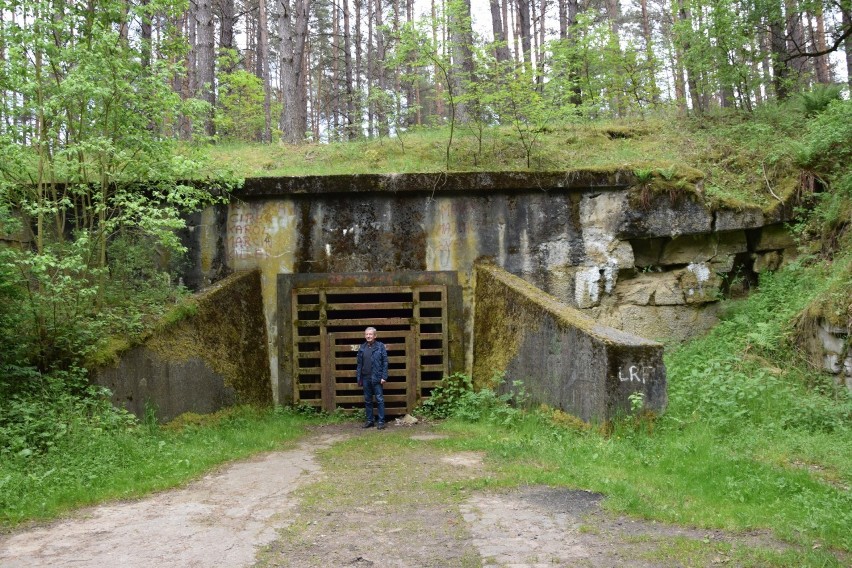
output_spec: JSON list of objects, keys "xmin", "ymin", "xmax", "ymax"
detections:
[
  {"xmin": 343, "ymin": 0, "xmax": 357, "ymax": 138},
  {"xmin": 279, "ymin": 0, "xmax": 309, "ymax": 143},
  {"xmin": 490, "ymin": 0, "xmax": 511, "ymax": 62},
  {"xmin": 448, "ymin": 0, "xmax": 475, "ymax": 122},
  {"xmin": 195, "ymin": 0, "xmax": 216, "ymax": 136}
]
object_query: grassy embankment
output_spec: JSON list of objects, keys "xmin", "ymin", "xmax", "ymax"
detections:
[{"xmin": 202, "ymin": 111, "xmax": 800, "ymax": 210}]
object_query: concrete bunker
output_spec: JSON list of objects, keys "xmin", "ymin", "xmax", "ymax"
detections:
[{"xmin": 99, "ymin": 171, "xmax": 800, "ymax": 422}]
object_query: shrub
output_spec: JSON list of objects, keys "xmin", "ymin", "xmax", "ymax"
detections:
[{"xmin": 417, "ymin": 372, "xmax": 526, "ymax": 424}]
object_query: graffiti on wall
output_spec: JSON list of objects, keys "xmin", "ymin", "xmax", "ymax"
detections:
[
  {"xmin": 618, "ymin": 365, "xmax": 658, "ymax": 384},
  {"xmin": 228, "ymin": 205, "xmax": 294, "ymax": 261}
]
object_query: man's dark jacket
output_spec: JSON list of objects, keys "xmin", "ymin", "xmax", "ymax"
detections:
[{"xmin": 355, "ymin": 341, "xmax": 388, "ymax": 387}]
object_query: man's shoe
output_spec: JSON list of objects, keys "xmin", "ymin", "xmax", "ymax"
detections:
[
  {"xmin": 362, "ymin": 422, "xmax": 374, "ymax": 428},
  {"xmin": 377, "ymin": 423, "xmax": 385, "ymax": 430}
]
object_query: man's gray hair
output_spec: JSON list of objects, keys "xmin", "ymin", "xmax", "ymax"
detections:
[{"xmin": 365, "ymin": 326, "xmax": 377, "ymax": 333}]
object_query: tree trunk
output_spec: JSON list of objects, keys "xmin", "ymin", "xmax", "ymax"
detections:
[
  {"xmin": 355, "ymin": 0, "xmax": 363, "ymax": 95},
  {"xmin": 639, "ymin": 0, "xmax": 659, "ymax": 103},
  {"xmin": 490, "ymin": 0, "xmax": 510, "ymax": 62},
  {"xmin": 332, "ymin": 0, "xmax": 341, "ymax": 139},
  {"xmin": 279, "ymin": 0, "xmax": 309, "ymax": 143},
  {"xmin": 195, "ymin": 0, "xmax": 215, "ymax": 136},
  {"xmin": 844, "ymin": 2, "xmax": 852, "ymax": 89},
  {"xmin": 770, "ymin": 7, "xmax": 790, "ymax": 99},
  {"xmin": 676, "ymin": 0, "xmax": 702, "ymax": 113},
  {"xmin": 343, "ymin": 0, "xmax": 357, "ymax": 139},
  {"xmin": 141, "ymin": 0, "xmax": 152, "ymax": 69},
  {"xmin": 257, "ymin": 0, "xmax": 272, "ymax": 142},
  {"xmin": 431, "ymin": 0, "xmax": 445, "ymax": 120},
  {"xmin": 218, "ymin": 0, "xmax": 238, "ymax": 73},
  {"xmin": 449, "ymin": 0, "xmax": 475, "ymax": 123},
  {"xmin": 605, "ymin": 0, "xmax": 625, "ymax": 115},
  {"xmin": 374, "ymin": 0, "xmax": 388, "ymax": 136},
  {"xmin": 812, "ymin": 10, "xmax": 831, "ymax": 83},
  {"xmin": 518, "ymin": 0, "xmax": 532, "ymax": 67}
]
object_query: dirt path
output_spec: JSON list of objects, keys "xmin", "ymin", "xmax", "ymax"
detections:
[{"xmin": 0, "ymin": 422, "xmax": 810, "ymax": 568}]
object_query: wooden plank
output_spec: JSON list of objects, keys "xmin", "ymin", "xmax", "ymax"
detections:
[
  {"xmin": 326, "ymin": 301, "xmax": 414, "ymax": 310},
  {"xmin": 330, "ymin": 344, "xmax": 408, "ymax": 354},
  {"xmin": 418, "ymin": 301, "xmax": 443, "ymax": 309},
  {"xmin": 418, "ymin": 317, "xmax": 443, "ymax": 325},
  {"xmin": 324, "ymin": 317, "xmax": 413, "ymax": 326},
  {"xmin": 419, "ymin": 333, "xmax": 443, "ymax": 341},
  {"xmin": 291, "ymin": 290, "xmax": 302, "ymax": 404},
  {"xmin": 420, "ymin": 364, "xmax": 445, "ymax": 372},
  {"xmin": 296, "ymin": 366, "xmax": 322, "ymax": 374},
  {"xmin": 320, "ymin": 292, "xmax": 335, "ymax": 412},
  {"xmin": 406, "ymin": 333, "xmax": 416, "ymax": 410},
  {"xmin": 297, "ymin": 350, "xmax": 321, "ymax": 358},
  {"xmin": 419, "ymin": 348, "xmax": 443, "ymax": 357},
  {"xmin": 324, "ymin": 285, "xmax": 414, "ymax": 295},
  {"xmin": 440, "ymin": 287, "xmax": 449, "ymax": 377}
]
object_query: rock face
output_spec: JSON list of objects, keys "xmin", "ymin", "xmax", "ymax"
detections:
[
  {"xmin": 178, "ymin": 171, "xmax": 795, "ymax": 404},
  {"xmin": 797, "ymin": 317, "xmax": 852, "ymax": 390}
]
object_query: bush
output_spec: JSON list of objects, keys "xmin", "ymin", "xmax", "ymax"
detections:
[
  {"xmin": 0, "ymin": 368, "xmax": 136, "ymax": 458},
  {"xmin": 417, "ymin": 372, "xmax": 526, "ymax": 424}
]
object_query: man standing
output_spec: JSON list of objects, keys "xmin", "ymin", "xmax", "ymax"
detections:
[{"xmin": 356, "ymin": 326, "xmax": 388, "ymax": 429}]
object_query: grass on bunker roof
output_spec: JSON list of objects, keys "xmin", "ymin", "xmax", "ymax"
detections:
[{"xmin": 202, "ymin": 111, "xmax": 803, "ymax": 211}]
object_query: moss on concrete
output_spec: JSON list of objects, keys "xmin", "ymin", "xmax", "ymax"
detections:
[{"xmin": 145, "ymin": 270, "xmax": 272, "ymax": 406}]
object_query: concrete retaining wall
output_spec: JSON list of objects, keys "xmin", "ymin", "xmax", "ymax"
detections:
[
  {"xmin": 472, "ymin": 262, "xmax": 666, "ymax": 422},
  {"xmin": 94, "ymin": 270, "xmax": 272, "ymax": 422}
]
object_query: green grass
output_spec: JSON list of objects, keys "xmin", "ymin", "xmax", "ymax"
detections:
[
  {"xmin": 0, "ymin": 406, "xmax": 330, "ymax": 528},
  {"xmin": 201, "ymin": 110, "xmax": 802, "ymax": 211}
]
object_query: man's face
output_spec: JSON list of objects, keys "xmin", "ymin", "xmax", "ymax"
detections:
[{"xmin": 364, "ymin": 329, "xmax": 376, "ymax": 343}]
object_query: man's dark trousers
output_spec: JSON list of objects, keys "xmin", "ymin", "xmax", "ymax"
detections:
[{"xmin": 363, "ymin": 378, "xmax": 385, "ymax": 425}]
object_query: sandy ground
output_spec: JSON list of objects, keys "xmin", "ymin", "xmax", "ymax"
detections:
[{"xmin": 0, "ymin": 423, "xmax": 826, "ymax": 568}]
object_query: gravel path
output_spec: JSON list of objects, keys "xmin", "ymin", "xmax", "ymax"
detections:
[{"xmin": 0, "ymin": 422, "xmax": 817, "ymax": 568}]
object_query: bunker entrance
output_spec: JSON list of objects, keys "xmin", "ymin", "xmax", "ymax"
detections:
[{"xmin": 291, "ymin": 285, "xmax": 449, "ymax": 415}]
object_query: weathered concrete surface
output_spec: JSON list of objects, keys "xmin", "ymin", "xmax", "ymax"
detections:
[
  {"xmin": 472, "ymin": 263, "xmax": 666, "ymax": 422},
  {"xmin": 177, "ymin": 172, "xmax": 795, "ymax": 404},
  {"xmin": 795, "ymin": 317, "xmax": 852, "ymax": 390},
  {"xmin": 94, "ymin": 270, "xmax": 272, "ymax": 422}
]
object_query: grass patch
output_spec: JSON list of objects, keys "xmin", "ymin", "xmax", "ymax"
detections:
[
  {"xmin": 0, "ymin": 405, "xmax": 331, "ymax": 529},
  {"xmin": 203, "ymin": 112, "xmax": 802, "ymax": 210},
  {"xmin": 644, "ymin": 535, "xmax": 844, "ymax": 567}
]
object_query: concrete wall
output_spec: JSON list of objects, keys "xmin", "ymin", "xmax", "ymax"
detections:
[
  {"xmin": 95, "ymin": 270, "xmax": 272, "ymax": 422},
  {"xmin": 179, "ymin": 171, "xmax": 793, "ymax": 404},
  {"xmin": 472, "ymin": 262, "xmax": 666, "ymax": 422}
]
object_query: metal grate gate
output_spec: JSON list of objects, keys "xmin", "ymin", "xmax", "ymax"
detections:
[{"xmin": 291, "ymin": 285, "xmax": 449, "ymax": 414}]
